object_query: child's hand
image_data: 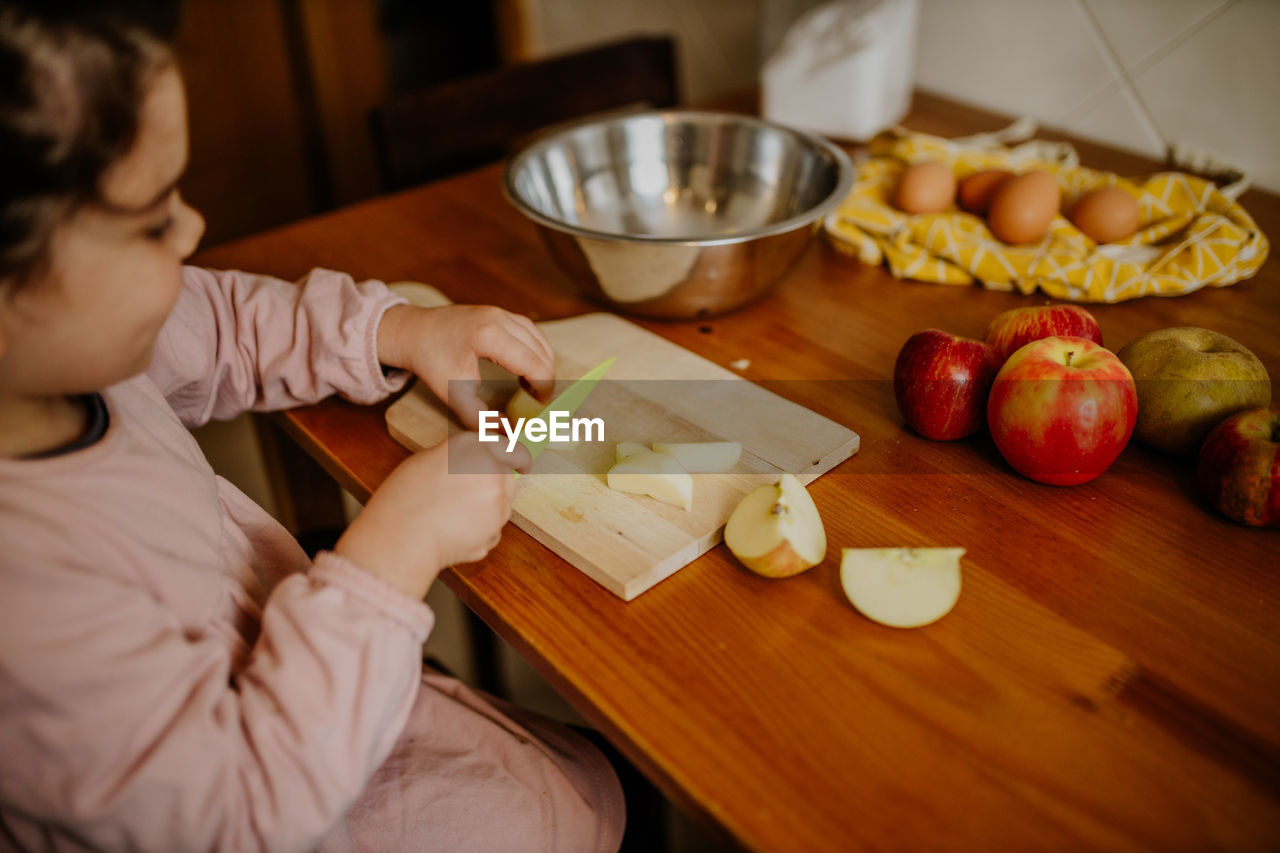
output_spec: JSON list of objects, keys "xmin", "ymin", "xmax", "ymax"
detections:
[
  {"xmin": 378, "ymin": 304, "xmax": 555, "ymax": 430},
  {"xmin": 333, "ymin": 432, "xmax": 531, "ymax": 600}
]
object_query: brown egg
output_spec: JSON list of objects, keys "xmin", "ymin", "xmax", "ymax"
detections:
[
  {"xmin": 957, "ymin": 169, "xmax": 1013, "ymax": 214},
  {"xmin": 893, "ymin": 161, "xmax": 957, "ymax": 214},
  {"xmin": 1069, "ymin": 186, "xmax": 1141, "ymax": 243},
  {"xmin": 986, "ymin": 171, "xmax": 1061, "ymax": 244}
]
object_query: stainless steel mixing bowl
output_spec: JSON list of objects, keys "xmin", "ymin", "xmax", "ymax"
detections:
[{"xmin": 503, "ymin": 110, "xmax": 853, "ymax": 319}]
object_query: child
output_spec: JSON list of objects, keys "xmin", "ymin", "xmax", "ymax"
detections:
[{"xmin": 0, "ymin": 2, "xmax": 627, "ymax": 850}]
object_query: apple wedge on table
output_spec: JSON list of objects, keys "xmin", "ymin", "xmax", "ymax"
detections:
[
  {"xmin": 717, "ymin": 473, "xmax": 965, "ymax": 627},
  {"xmin": 840, "ymin": 547, "xmax": 964, "ymax": 628},
  {"xmin": 723, "ymin": 474, "xmax": 826, "ymax": 578}
]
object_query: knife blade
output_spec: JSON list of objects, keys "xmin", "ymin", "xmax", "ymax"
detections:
[{"xmin": 517, "ymin": 355, "xmax": 615, "ymax": 468}]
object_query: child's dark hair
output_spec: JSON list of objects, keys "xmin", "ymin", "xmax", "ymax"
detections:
[{"xmin": 0, "ymin": 1, "xmax": 181, "ymax": 289}]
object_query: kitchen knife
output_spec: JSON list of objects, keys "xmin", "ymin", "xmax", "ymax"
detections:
[{"xmin": 517, "ymin": 355, "xmax": 615, "ymax": 467}]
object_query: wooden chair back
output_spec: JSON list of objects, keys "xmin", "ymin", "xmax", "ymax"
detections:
[{"xmin": 368, "ymin": 35, "xmax": 679, "ymax": 191}]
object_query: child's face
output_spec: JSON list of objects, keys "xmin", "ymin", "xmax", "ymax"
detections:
[{"xmin": 0, "ymin": 64, "xmax": 204, "ymax": 397}]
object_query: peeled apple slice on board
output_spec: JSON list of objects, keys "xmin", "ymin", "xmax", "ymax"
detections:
[
  {"xmin": 614, "ymin": 441, "xmax": 649, "ymax": 462},
  {"xmin": 606, "ymin": 450, "xmax": 693, "ymax": 511},
  {"xmin": 651, "ymin": 441, "xmax": 742, "ymax": 473},
  {"xmin": 840, "ymin": 547, "xmax": 964, "ymax": 628}
]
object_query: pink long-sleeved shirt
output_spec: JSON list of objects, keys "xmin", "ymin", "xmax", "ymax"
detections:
[{"xmin": 0, "ymin": 267, "xmax": 624, "ymax": 852}]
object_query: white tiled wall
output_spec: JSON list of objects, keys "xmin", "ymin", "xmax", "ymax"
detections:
[
  {"xmin": 523, "ymin": 0, "xmax": 1280, "ymax": 193},
  {"xmin": 914, "ymin": 0, "xmax": 1280, "ymax": 192}
]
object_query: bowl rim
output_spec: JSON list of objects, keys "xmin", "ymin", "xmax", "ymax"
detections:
[{"xmin": 501, "ymin": 109, "xmax": 854, "ymax": 247}]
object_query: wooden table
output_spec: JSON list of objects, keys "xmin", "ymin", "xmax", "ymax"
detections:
[{"xmin": 193, "ymin": 92, "xmax": 1280, "ymax": 851}]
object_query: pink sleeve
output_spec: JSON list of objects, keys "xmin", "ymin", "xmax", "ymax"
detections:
[
  {"xmin": 149, "ymin": 266, "xmax": 410, "ymax": 427},
  {"xmin": 0, "ymin": 549, "xmax": 431, "ymax": 852}
]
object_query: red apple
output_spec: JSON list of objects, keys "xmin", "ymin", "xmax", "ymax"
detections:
[
  {"xmin": 986, "ymin": 304, "xmax": 1103, "ymax": 361},
  {"xmin": 987, "ymin": 336, "xmax": 1137, "ymax": 485},
  {"xmin": 1197, "ymin": 404, "xmax": 1280, "ymax": 527},
  {"xmin": 894, "ymin": 329, "xmax": 1002, "ymax": 440}
]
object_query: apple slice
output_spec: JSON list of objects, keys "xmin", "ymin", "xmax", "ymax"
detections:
[
  {"xmin": 652, "ymin": 441, "xmax": 742, "ymax": 473},
  {"xmin": 839, "ymin": 548, "xmax": 964, "ymax": 628},
  {"xmin": 506, "ymin": 386, "xmax": 578, "ymax": 449},
  {"xmin": 505, "ymin": 386, "xmax": 543, "ymax": 420},
  {"xmin": 615, "ymin": 441, "xmax": 649, "ymax": 462},
  {"xmin": 606, "ymin": 450, "xmax": 693, "ymax": 511},
  {"xmin": 723, "ymin": 473, "xmax": 825, "ymax": 578}
]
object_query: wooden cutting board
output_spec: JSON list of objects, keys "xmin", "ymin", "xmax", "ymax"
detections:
[{"xmin": 385, "ymin": 283, "xmax": 860, "ymax": 600}]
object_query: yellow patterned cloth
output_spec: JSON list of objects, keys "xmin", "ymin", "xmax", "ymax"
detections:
[{"xmin": 822, "ymin": 123, "xmax": 1269, "ymax": 302}]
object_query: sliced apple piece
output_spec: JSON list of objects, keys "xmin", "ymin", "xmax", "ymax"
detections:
[
  {"xmin": 723, "ymin": 473, "xmax": 825, "ymax": 578},
  {"xmin": 652, "ymin": 441, "xmax": 742, "ymax": 473},
  {"xmin": 505, "ymin": 386, "xmax": 578, "ymax": 449},
  {"xmin": 839, "ymin": 547, "xmax": 964, "ymax": 628},
  {"xmin": 606, "ymin": 450, "xmax": 693, "ymax": 511},
  {"xmin": 614, "ymin": 441, "xmax": 649, "ymax": 462},
  {"xmin": 504, "ymin": 386, "xmax": 543, "ymax": 420}
]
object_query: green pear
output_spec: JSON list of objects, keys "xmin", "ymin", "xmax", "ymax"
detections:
[{"xmin": 1117, "ymin": 327, "xmax": 1271, "ymax": 455}]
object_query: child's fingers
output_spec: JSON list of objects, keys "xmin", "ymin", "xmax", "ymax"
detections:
[
  {"xmin": 507, "ymin": 314, "xmax": 556, "ymax": 395},
  {"xmin": 461, "ymin": 531, "xmax": 504, "ymax": 565},
  {"xmin": 485, "ymin": 435, "xmax": 533, "ymax": 474},
  {"xmin": 518, "ymin": 372, "xmax": 556, "ymax": 405},
  {"xmin": 482, "ymin": 316, "xmax": 555, "ymax": 401},
  {"xmin": 499, "ymin": 336, "xmax": 554, "ymax": 395},
  {"xmin": 500, "ymin": 312, "xmax": 551, "ymax": 364},
  {"xmin": 450, "ymin": 431, "xmax": 529, "ymax": 479},
  {"xmin": 447, "ymin": 380, "xmax": 488, "ymax": 432}
]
